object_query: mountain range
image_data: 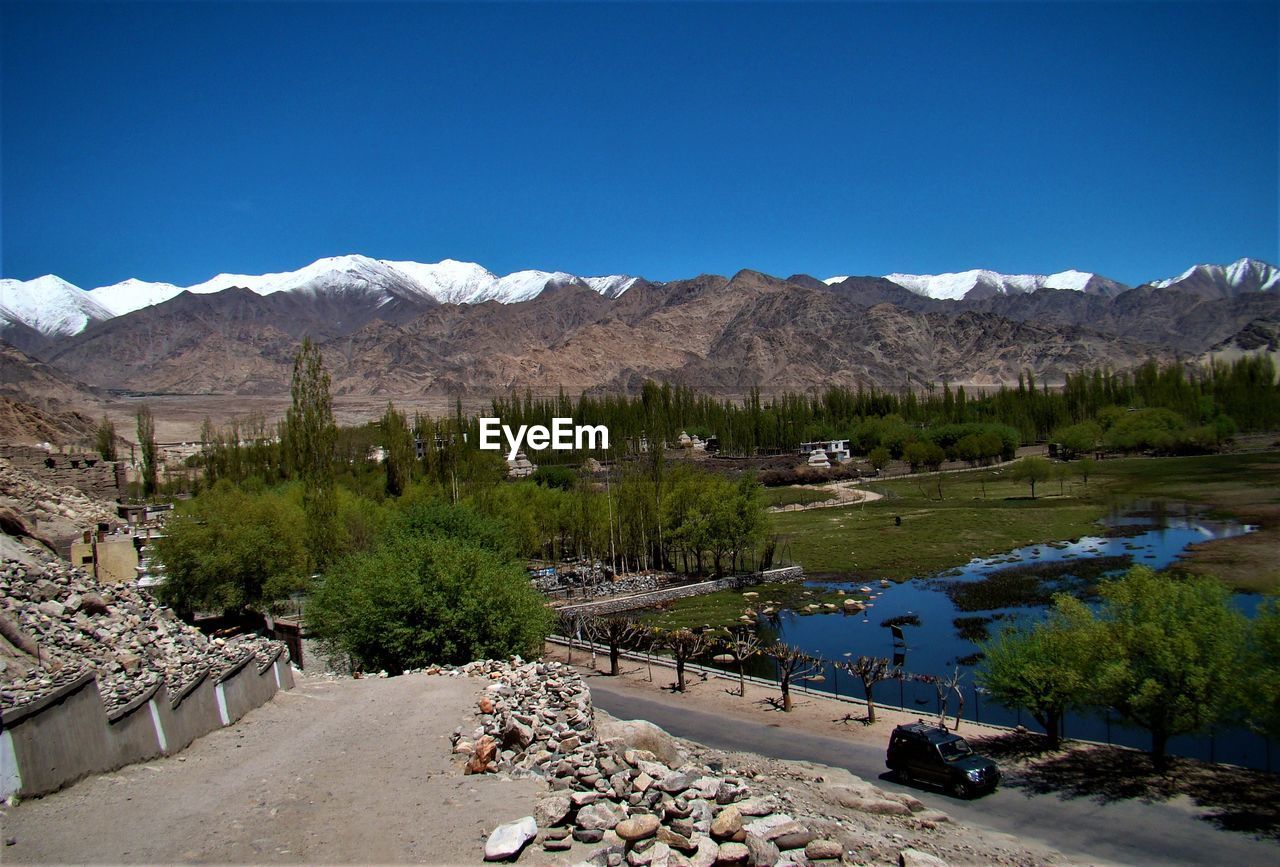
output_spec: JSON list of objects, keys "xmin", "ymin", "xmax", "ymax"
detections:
[{"xmin": 0, "ymin": 255, "xmax": 1277, "ymax": 401}]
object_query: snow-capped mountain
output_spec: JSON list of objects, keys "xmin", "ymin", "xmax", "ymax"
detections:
[
  {"xmin": 1150, "ymin": 257, "xmax": 1280, "ymax": 298},
  {"xmin": 0, "ymin": 275, "xmax": 114, "ymax": 336},
  {"xmin": 823, "ymin": 269, "xmax": 1129, "ymax": 301},
  {"xmin": 80, "ymin": 255, "xmax": 638, "ymax": 318}
]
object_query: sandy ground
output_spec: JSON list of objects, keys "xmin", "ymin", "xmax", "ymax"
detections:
[
  {"xmin": 0, "ymin": 672, "xmax": 548, "ymax": 864},
  {"xmin": 543, "ymin": 642, "xmax": 1006, "ymax": 749}
]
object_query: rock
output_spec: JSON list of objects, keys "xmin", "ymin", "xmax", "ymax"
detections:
[
  {"xmin": 572, "ymin": 791, "xmax": 602, "ymax": 808},
  {"xmin": 743, "ymin": 833, "xmax": 780, "ymax": 866},
  {"xmin": 917, "ymin": 810, "xmax": 952, "ymax": 824},
  {"xmin": 658, "ymin": 772, "xmax": 693, "ymax": 794},
  {"xmin": 577, "ymin": 801, "xmax": 627, "ymax": 831},
  {"xmin": 656, "ymin": 826, "xmax": 696, "ymax": 854},
  {"xmin": 628, "ymin": 840, "xmax": 671, "ymax": 866},
  {"xmin": 824, "ymin": 786, "xmax": 912, "ymax": 816},
  {"xmin": 599, "ymin": 719, "xmax": 686, "ymax": 768},
  {"xmin": 742, "ymin": 814, "xmax": 793, "ymax": 838},
  {"xmin": 766, "ymin": 823, "xmax": 814, "ymax": 851},
  {"xmin": 479, "ymin": 696, "xmax": 496, "ymax": 714},
  {"xmin": 483, "ymin": 816, "xmax": 537, "ymax": 861},
  {"xmin": 543, "ymin": 836, "xmax": 572, "ymax": 852},
  {"xmin": 466, "ymin": 736, "xmax": 499, "ymax": 774},
  {"xmin": 502, "ymin": 718, "xmax": 534, "ymax": 749},
  {"xmin": 574, "ymin": 828, "xmax": 606, "ymax": 844},
  {"xmin": 634, "ymin": 772, "xmax": 655, "ymax": 793},
  {"xmin": 715, "ymin": 841, "xmax": 750, "ymax": 864},
  {"xmin": 689, "ymin": 835, "xmax": 719, "ymax": 867},
  {"xmin": 710, "ymin": 806, "xmax": 743, "ymax": 841},
  {"xmin": 535, "ymin": 794, "xmax": 572, "ymax": 827},
  {"xmin": 615, "ymin": 814, "xmax": 661, "ymax": 842},
  {"xmin": 805, "ymin": 839, "xmax": 843, "ymax": 860},
  {"xmin": 899, "ymin": 849, "xmax": 951, "ymax": 867},
  {"xmin": 733, "ymin": 797, "xmax": 779, "ymax": 817}
]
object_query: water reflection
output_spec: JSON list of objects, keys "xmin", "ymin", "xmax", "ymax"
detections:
[{"xmin": 712, "ymin": 501, "xmax": 1269, "ymax": 769}]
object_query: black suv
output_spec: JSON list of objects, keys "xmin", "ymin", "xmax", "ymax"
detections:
[{"xmin": 886, "ymin": 722, "xmax": 1000, "ymax": 798}]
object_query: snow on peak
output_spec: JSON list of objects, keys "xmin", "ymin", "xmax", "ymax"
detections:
[
  {"xmin": 0, "ymin": 274, "xmax": 113, "ymax": 336},
  {"xmin": 823, "ymin": 276, "xmax": 850, "ymax": 286},
  {"xmin": 1151, "ymin": 257, "xmax": 1280, "ymax": 294},
  {"xmin": 877, "ymin": 268, "xmax": 1122, "ymax": 300}
]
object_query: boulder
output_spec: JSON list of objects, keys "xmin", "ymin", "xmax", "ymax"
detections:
[
  {"xmin": 716, "ymin": 842, "xmax": 750, "ymax": 864},
  {"xmin": 599, "ymin": 718, "xmax": 686, "ymax": 768},
  {"xmin": 805, "ymin": 839, "xmax": 843, "ymax": 861},
  {"xmin": 615, "ymin": 814, "xmax": 661, "ymax": 842},
  {"xmin": 483, "ymin": 816, "xmax": 537, "ymax": 861},
  {"xmin": 710, "ymin": 806, "xmax": 743, "ymax": 841},
  {"xmin": 535, "ymin": 794, "xmax": 572, "ymax": 827},
  {"xmin": 743, "ymin": 833, "xmax": 780, "ymax": 866},
  {"xmin": 578, "ymin": 801, "xmax": 627, "ymax": 831},
  {"xmin": 466, "ymin": 736, "xmax": 498, "ymax": 774},
  {"xmin": 899, "ymin": 849, "xmax": 951, "ymax": 867}
]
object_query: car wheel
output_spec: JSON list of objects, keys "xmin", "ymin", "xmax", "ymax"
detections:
[
  {"xmin": 950, "ymin": 780, "xmax": 974, "ymax": 799},
  {"xmin": 898, "ymin": 768, "xmax": 913, "ymax": 785}
]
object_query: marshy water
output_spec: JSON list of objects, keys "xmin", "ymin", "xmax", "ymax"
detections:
[{"xmin": 707, "ymin": 500, "xmax": 1271, "ymax": 769}]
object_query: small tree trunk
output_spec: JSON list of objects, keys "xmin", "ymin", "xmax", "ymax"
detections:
[
  {"xmin": 864, "ymin": 680, "xmax": 876, "ymax": 724},
  {"xmin": 676, "ymin": 657, "xmax": 687, "ymax": 693},
  {"xmin": 738, "ymin": 662, "xmax": 746, "ymax": 697},
  {"xmin": 1151, "ymin": 729, "xmax": 1170, "ymax": 772},
  {"xmin": 781, "ymin": 679, "xmax": 792, "ymax": 711},
  {"xmin": 610, "ymin": 644, "xmax": 621, "ymax": 676}
]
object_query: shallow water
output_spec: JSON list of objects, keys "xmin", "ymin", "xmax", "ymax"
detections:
[{"xmin": 721, "ymin": 500, "xmax": 1272, "ymax": 769}]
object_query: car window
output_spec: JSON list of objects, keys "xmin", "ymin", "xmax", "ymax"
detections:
[{"xmin": 938, "ymin": 738, "xmax": 973, "ymax": 761}]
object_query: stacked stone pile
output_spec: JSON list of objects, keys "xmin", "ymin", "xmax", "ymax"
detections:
[
  {"xmin": 0, "ymin": 552, "xmax": 284, "ymax": 713},
  {"xmin": 436, "ymin": 659, "xmax": 864, "ymax": 865}
]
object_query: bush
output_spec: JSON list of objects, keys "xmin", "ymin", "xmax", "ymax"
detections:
[{"xmin": 307, "ymin": 502, "xmax": 553, "ymax": 671}]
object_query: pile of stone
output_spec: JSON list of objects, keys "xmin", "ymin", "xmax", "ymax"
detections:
[
  {"xmin": 0, "ymin": 552, "xmax": 285, "ymax": 713},
  {"xmin": 0, "ymin": 457, "xmax": 117, "ymax": 533},
  {"xmin": 439, "ymin": 659, "xmax": 855, "ymax": 865}
]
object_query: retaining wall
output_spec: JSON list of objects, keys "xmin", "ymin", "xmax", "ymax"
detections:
[
  {"xmin": 0, "ymin": 649, "xmax": 294, "ymax": 799},
  {"xmin": 0, "ymin": 445, "xmax": 122, "ymax": 500},
  {"xmin": 557, "ymin": 566, "xmax": 804, "ymax": 615}
]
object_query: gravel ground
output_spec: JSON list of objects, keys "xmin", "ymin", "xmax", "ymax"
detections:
[{"xmin": 1, "ymin": 672, "xmax": 547, "ymax": 864}]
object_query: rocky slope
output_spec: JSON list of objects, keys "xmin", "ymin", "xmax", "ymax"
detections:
[{"xmin": 0, "ymin": 538, "xmax": 284, "ymax": 713}]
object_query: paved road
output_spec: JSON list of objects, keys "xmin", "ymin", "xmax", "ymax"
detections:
[{"xmin": 590, "ymin": 680, "xmax": 1279, "ymax": 867}]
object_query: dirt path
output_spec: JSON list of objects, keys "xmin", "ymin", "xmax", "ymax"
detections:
[
  {"xmin": 768, "ymin": 480, "xmax": 885, "ymax": 512},
  {"xmin": 1, "ymin": 673, "xmax": 546, "ymax": 864}
]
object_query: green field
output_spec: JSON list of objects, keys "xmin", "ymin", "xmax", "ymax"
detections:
[{"xmin": 768, "ymin": 452, "xmax": 1280, "ymax": 590}]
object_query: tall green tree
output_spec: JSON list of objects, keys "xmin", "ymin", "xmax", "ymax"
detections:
[
  {"xmin": 286, "ymin": 338, "xmax": 339, "ymax": 569},
  {"xmin": 1011, "ymin": 456, "xmax": 1053, "ymax": 499},
  {"xmin": 381, "ymin": 401, "xmax": 414, "ymax": 498},
  {"xmin": 135, "ymin": 404, "xmax": 158, "ymax": 497},
  {"xmin": 978, "ymin": 607, "xmax": 1098, "ymax": 747},
  {"xmin": 1069, "ymin": 567, "xmax": 1246, "ymax": 770},
  {"xmin": 1241, "ymin": 597, "xmax": 1280, "ymax": 741},
  {"xmin": 95, "ymin": 415, "xmax": 118, "ymax": 461}
]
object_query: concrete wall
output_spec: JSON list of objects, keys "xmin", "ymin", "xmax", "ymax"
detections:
[
  {"xmin": 557, "ymin": 566, "xmax": 805, "ymax": 616},
  {"xmin": 0, "ymin": 649, "xmax": 293, "ymax": 799}
]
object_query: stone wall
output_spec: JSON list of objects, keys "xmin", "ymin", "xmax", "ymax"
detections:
[
  {"xmin": 0, "ymin": 445, "xmax": 121, "ymax": 501},
  {"xmin": 556, "ymin": 566, "xmax": 804, "ymax": 616},
  {"xmin": 0, "ymin": 649, "xmax": 294, "ymax": 799}
]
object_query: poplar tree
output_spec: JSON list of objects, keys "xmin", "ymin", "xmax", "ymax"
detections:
[
  {"xmin": 381, "ymin": 401, "xmax": 414, "ymax": 497},
  {"xmin": 95, "ymin": 414, "xmax": 118, "ymax": 461},
  {"xmin": 286, "ymin": 338, "xmax": 339, "ymax": 569},
  {"xmin": 136, "ymin": 405, "xmax": 158, "ymax": 497}
]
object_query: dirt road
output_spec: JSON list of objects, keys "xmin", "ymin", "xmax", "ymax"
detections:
[{"xmin": 2, "ymin": 673, "xmax": 545, "ymax": 864}]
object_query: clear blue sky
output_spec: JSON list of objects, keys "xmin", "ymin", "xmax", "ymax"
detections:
[{"xmin": 2, "ymin": 1, "xmax": 1277, "ymax": 289}]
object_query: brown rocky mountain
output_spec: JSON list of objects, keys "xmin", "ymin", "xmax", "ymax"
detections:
[
  {"xmin": 0, "ymin": 342, "xmax": 102, "ymax": 443},
  {"xmin": 34, "ymin": 269, "xmax": 1187, "ymax": 398}
]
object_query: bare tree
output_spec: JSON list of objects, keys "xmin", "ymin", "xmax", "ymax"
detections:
[
  {"xmin": 917, "ymin": 668, "xmax": 966, "ymax": 729},
  {"xmin": 720, "ymin": 626, "xmax": 763, "ymax": 697},
  {"xmin": 837, "ymin": 655, "xmax": 902, "ymax": 724},
  {"xmin": 767, "ymin": 642, "xmax": 822, "ymax": 711},
  {"xmin": 598, "ymin": 614, "xmax": 641, "ymax": 676},
  {"xmin": 664, "ymin": 628, "xmax": 706, "ymax": 693}
]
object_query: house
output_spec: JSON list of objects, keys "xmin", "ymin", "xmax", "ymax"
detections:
[{"xmin": 800, "ymin": 439, "xmax": 851, "ymax": 463}]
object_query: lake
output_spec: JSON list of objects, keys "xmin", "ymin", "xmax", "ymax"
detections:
[{"xmin": 711, "ymin": 500, "xmax": 1272, "ymax": 770}]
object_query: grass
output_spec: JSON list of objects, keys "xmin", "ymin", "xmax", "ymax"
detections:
[
  {"xmin": 762, "ymin": 486, "xmax": 833, "ymax": 507},
  {"xmin": 769, "ymin": 451, "xmax": 1280, "ymax": 592},
  {"xmin": 635, "ymin": 580, "xmax": 865, "ymax": 631}
]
